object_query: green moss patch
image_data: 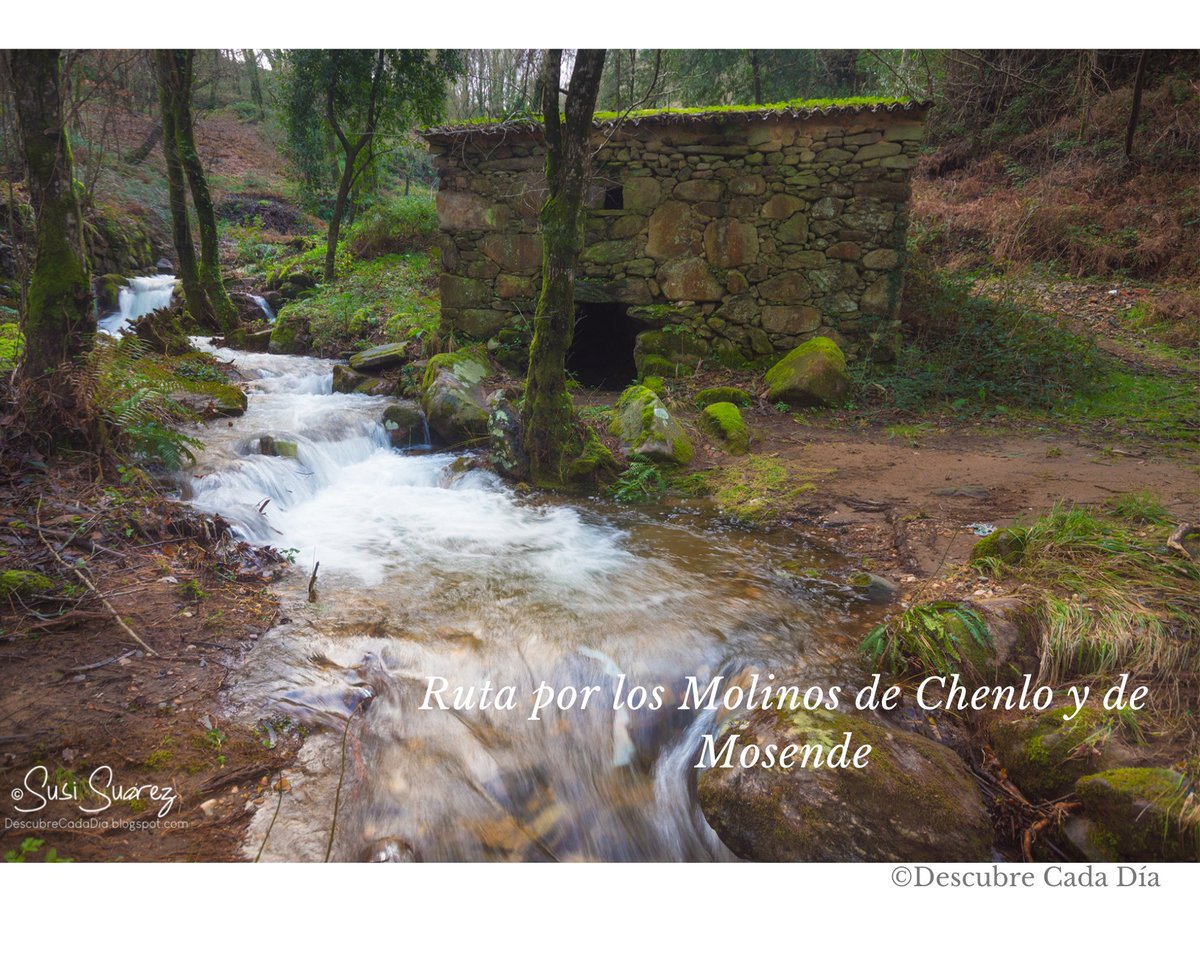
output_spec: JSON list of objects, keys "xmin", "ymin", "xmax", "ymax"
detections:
[
  {"xmin": 1076, "ymin": 767, "xmax": 1199, "ymax": 861},
  {"xmin": 703, "ymin": 453, "xmax": 827, "ymax": 526},
  {"xmin": 694, "ymin": 386, "xmax": 752, "ymax": 408},
  {"xmin": 0, "ymin": 570, "xmax": 54, "ymax": 599},
  {"xmin": 700, "ymin": 402, "xmax": 750, "ymax": 455}
]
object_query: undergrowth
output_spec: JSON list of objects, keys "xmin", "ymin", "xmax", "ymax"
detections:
[
  {"xmin": 272, "ymin": 252, "xmax": 440, "ymax": 356},
  {"xmin": 861, "ymin": 601, "xmax": 993, "ymax": 676},
  {"xmin": 854, "ymin": 258, "xmax": 1108, "ymax": 412},
  {"xmin": 610, "ymin": 457, "xmax": 666, "ymax": 503},
  {"xmin": 74, "ymin": 337, "xmax": 202, "ymax": 470},
  {"xmin": 970, "ymin": 502, "xmax": 1199, "ymax": 685}
]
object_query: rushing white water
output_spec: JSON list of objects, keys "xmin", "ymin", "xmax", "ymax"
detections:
[
  {"xmin": 249, "ymin": 294, "xmax": 276, "ymax": 323},
  {"xmin": 97, "ymin": 274, "xmax": 177, "ymax": 335},
  {"xmin": 181, "ymin": 340, "xmax": 879, "ymax": 861}
]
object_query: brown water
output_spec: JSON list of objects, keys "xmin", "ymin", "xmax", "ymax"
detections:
[{"xmin": 182, "ymin": 341, "xmax": 884, "ymax": 861}]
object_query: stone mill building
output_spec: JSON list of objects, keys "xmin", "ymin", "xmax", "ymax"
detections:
[{"xmin": 423, "ymin": 100, "xmax": 929, "ymax": 386}]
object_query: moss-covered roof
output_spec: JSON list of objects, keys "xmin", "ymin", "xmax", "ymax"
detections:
[{"xmin": 423, "ymin": 97, "xmax": 930, "ymax": 140}]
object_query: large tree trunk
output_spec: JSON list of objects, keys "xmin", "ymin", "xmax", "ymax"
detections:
[
  {"xmin": 154, "ymin": 51, "xmax": 212, "ymax": 325},
  {"xmin": 243, "ymin": 50, "xmax": 265, "ymax": 120},
  {"xmin": 7, "ymin": 50, "xmax": 92, "ymax": 379},
  {"xmin": 523, "ymin": 49, "xmax": 606, "ymax": 487},
  {"xmin": 168, "ymin": 51, "xmax": 239, "ymax": 331},
  {"xmin": 324, "ymin": 143, "xmax": 359, "ymax": 282}
]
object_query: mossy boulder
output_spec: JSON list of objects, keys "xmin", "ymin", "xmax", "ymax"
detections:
[
  {"xmin": 421, "ymin": 347, "xmax": 494, "ymax": 445},
  {"xmin": 133, "ymin": 307, "xmax": 190, "ymax": 356},
  {"xmin": 1074, "ymin": 767, "xmax": 1198, "ymax": 861},
  {"xmin": 700, "ymin": 402, "xmax": 750, "ymax": 455},
  {"xmin": 698, "ymin": 707, "xmax": 993, "ymax": 861},
  {"xmin": 970, "ymin": 527, "xmax": 1026, "ymax": 565},
  {"xmin": 382, "ymin": 402, "xmax": 427, "ymax": 448},
  {"xmin": 332, "ymin": 364, "xmax": 366, "ymax": 394},
  {"xmin": 1, "ymin": 570, "xmax": 54, "ymax": 599},
  {"xmin": 94, "ymin": 272, "xmax": 126, "ymax": 314},
  {"xmin": 610, "ymin": 385, "xmax": 694, "ymax": 465},
  {"xmin": 694, "ymin": 386, "xmax": 752, "ymax": 409},
  {"xmin": 348, "ymin": 341, "xmax": 409, "ymax": 373},
  {"xmin": 638, "ymin": 355, "xmax": 680, "ymax": 379},
  {"xmin": 640, "ymin": 375, "xmax": 666, "ymax": 397},
  {"xmin": 848, "ymin": 571, "xmax": 898, "ymax": 603},
  {"xmin": 268, "ymin": 307, "xmax": 311, "ymax": 355},
  {"xmin": 225, "ymin": 327, "xmax": 273, "ymax": 352},
  {"xmin": 567, "ymin": 427, "xmax": 619, "ymax": 482},
  {"xmin": 487, "ymin": 390, "xmax": 528, "ymax": 481},
  {"xmin": 270, "ymin": 268, "xmax": 317, "ymax": 302},
  {"xmin": 86, "ymin": 209, "xmax": 154, "ymax": 275},
  {"xmin": 991, "ymin": 707, "xmax": 1121, "ymax": 802},
  {"xmin": 172, "ymin": 379, "xmax": 248, "ymax": 418},
  {"xmin": 258, "ymin": 436, "xmax": 299, "ymax": 459},
  {"xmin": 764, "ymin": 336, "xmax": 850, "ymax": 407}
]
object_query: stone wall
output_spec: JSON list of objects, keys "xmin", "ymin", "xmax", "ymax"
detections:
[{"xmin": 424, "ymin": 102, "xmax": 928, "ymax": 366}]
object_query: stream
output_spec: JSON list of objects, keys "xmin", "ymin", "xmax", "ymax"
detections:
[{"xmin": 172, "ymin": 336, "xmax": 884, "ymax": 861}]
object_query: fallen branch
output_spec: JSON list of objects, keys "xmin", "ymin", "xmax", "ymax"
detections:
[
  {"xmin": 65, "ymin": 649, "xmax": 138, "ymax": 672},
  {"xmin": 1167, "ymin": 523, "xmax": 1197, "ymax": 560},
  {"xmin": 1022, "ymin": 801, "xmax": 1083, "ymax": 862},
  {"xmin": 35, "ymin": 498, "xmax": 159, "ymax": 657}
]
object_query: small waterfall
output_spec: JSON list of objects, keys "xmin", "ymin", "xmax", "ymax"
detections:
[
  {"xmin": 250, "ymin": 294, "xmax": 276, "ymax": 323},
  {"xmin": 97, "ymin": 274, "xmax": 177, "ymax": 335}
]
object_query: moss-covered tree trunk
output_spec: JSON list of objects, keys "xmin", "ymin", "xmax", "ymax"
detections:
[
  {"xmin": 172, "ymin": 51, "xmax": 238, "ymax": 331},
  {"xmin": 154, "ymin": 51, "xmax": 211, "ymax": 325},
  {"xmin": 7, "ymin": 50, "xmax": 92, "ymax": 378},
  {"xmin": 523, "ymin": 49, "xmax": 606, "ymax": 487}
]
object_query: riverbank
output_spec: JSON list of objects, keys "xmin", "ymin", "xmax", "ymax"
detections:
[{"xmin": 0, "ymin": 452, "xmax": 304, "ymax": 861}]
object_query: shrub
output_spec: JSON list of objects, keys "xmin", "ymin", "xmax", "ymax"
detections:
[
  {"xmin": 345, "ymin": 194, "xmax": 438, "ymax": 259},
  {"xmin": 610, "ymin": 457, "xmax": 666, "ymax": 503}
]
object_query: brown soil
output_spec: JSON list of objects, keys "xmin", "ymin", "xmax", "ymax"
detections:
[
  {"xmin": 588, "ymin": 385, "xmax": 1200, "ymax": 589},
  {"xmin": 0, "ymin": 467, "xmax": 301, "ymax": 863},
  {"xmin": 751, "ymin": 419, "xmax": 1199, "ymax": 582}
]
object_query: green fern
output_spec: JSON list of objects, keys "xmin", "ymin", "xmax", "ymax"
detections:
[
  {"xmin": 610, "ymin": 457, "xmax": 667, "ymax": 503},
  {"xmin": 79, "ymin": 336, "xmax": 203, "ymax": 469},
  {"xmin": 861, "ymin": 601, "xmax": 993, "ymax": 676}
]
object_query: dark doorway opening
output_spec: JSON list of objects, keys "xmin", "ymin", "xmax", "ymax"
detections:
[
  {"xmin": 568, "ymin": 302, "xmax": 638, "ymax": 389},
  {"xmin": 603, "ymin": 184, "xmax": 624, "ymax": 210}
]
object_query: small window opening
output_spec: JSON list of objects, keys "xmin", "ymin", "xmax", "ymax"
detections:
[
  {"xmin": 568, "ymin": 302, "xmax": 638, "ymax": 389},
  {"xmin": 603, "ymin": 184, "xmax": 624, "ymax": 210}
]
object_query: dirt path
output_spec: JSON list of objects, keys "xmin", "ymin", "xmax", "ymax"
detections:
[{"xmin": 757, "ymin": 421, "xmax": 1198, "ymax": 580}]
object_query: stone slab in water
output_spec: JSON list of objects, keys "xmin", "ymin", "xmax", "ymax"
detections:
[{"xmin": 349, "ymin": 342, "xmax": 409, "ymax": 372}]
